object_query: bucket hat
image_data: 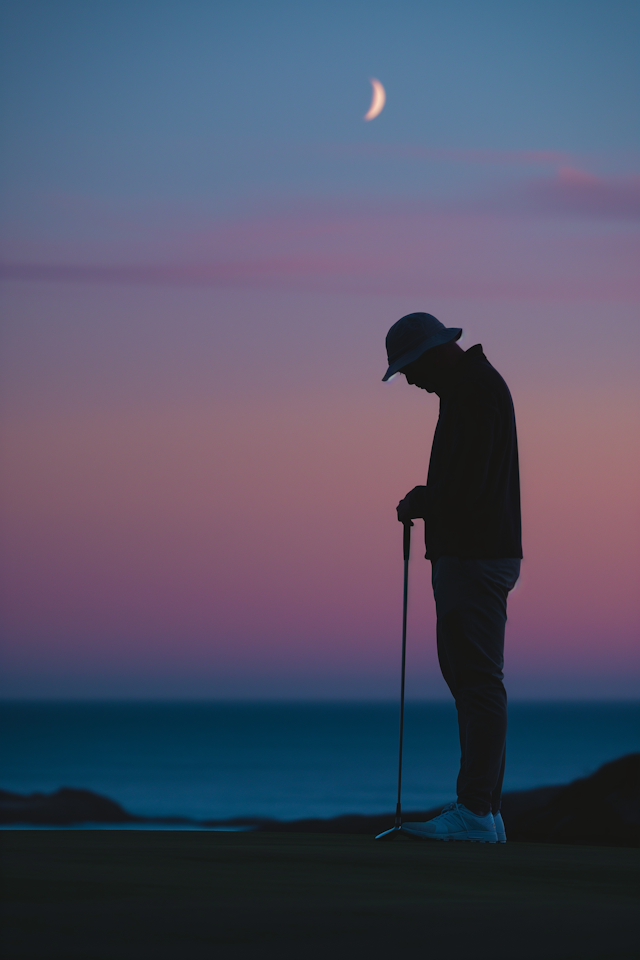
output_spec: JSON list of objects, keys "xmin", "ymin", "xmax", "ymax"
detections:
[{"xmin": 382, "ymin": 313, "xmax": 462, "ymax": 381}]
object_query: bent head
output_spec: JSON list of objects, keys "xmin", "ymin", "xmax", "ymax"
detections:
[{"xmin": 401, "ymin": 340, "xmax": 464, "ymax": 393}]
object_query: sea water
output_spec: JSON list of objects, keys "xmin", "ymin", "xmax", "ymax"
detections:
[{"xmin": 1, "ymin": 701, "xmax": 638, "ymax": 823}]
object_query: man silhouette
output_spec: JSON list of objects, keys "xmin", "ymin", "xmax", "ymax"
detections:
[{"xmin": 383, "ymin": 313, "xmax": 522, "ymax": 843}]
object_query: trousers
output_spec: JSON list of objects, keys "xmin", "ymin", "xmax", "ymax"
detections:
[{"xmin": 431, "ymin": 556, "xmax": 521, "ymax": 816}]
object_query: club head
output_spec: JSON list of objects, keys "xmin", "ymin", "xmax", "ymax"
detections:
[{"xmin": 374, "ymin": 825, "xmax": 402, "ymax": 841}]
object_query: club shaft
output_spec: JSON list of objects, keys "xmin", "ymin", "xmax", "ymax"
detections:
[{"xmin": 395, "ymin": 523, "xmax": 411, "ymax": 827}]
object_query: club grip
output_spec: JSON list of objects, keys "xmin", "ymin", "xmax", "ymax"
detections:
[{"xmin": 402, "ymin": 522, "xmax": 411, "ymax": 561}]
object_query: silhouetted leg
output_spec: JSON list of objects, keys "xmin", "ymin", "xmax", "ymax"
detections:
[
  {"xmin": 492, "ymin": 741, "xmax": 506, "ymax": 815},
  {"xmin": 451, "ymin": 698, "xmax": 505, "ymax": 813},
  {"xmin": 432, "ymin": 557, "xmax": 519, "ymax": 817},
  {"xmin": 436, "ymin": 622, "xmax": 468, "ymax": 798}
]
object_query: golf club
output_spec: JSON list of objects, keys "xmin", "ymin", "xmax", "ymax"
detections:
[{"xmin": 375, "ymin": 521, "xmax": 411, "ymax": 840}]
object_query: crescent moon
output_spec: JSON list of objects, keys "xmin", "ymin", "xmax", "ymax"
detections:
[{"xmin": 364, "ymin": 78, "xmax": 386, "ymax": 121}]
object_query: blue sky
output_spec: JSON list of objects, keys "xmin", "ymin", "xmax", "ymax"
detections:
[{"xmin": 1, "ymin": 0, "xmax": 638, "ymax": 212}]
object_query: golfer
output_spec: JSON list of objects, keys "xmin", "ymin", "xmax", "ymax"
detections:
[{"xmin": 383, "ymin": 312, "xmax": 522, "ymax": 843}]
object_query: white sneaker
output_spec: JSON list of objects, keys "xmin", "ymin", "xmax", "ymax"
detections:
[
  {"xmin": 494, "ymin": 811, "xmax": 506, "ymax": 843},
  {"xmin": 402, "ymin": 802, "xmax": 497, "ymax": 843}
]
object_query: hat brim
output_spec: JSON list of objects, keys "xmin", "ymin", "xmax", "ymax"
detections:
[{"xmin": 382, "ymin": 327, "xmax": 462, "ymax": 381}]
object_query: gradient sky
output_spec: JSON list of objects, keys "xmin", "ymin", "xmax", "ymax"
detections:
[{"xmin": 1, "ymin": 0, "xmax": 639, "ymax": 699}]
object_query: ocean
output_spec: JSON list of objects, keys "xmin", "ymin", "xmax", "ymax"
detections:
[{"xmin": 1, "ymin": 701, "xmax": 638, "ymax": 824}]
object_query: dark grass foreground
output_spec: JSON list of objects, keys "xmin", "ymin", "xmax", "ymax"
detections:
[{"xmin": 1, "ymin": 831, "xmax": 639, "ymax": 960}]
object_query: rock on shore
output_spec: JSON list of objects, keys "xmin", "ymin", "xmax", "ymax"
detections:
[{"xmin": 0, "ymin": 787, "xmax": 138, "ymax": 825}]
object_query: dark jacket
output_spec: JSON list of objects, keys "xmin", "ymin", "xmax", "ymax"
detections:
[{"xmin": 414, "ymin": 344, "xmax": 522, "ymax": 561}]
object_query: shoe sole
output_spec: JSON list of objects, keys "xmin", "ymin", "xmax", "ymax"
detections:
[
  {"xmin": 401, "ymin": 828, "xmax": 497, "ymax": 843},
  {"xmin": 407, "ymin": 836, "xmax": 497, "ymax": 843}
]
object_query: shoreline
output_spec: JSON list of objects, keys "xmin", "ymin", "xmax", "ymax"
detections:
[{"xmin": 1, "ymin": 753, "xmax": 638, "ymax": 847}]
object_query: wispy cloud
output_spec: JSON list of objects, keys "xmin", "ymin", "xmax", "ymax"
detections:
[
  {"xmin": 325, "ymin": 143, "xmax": 575, "ymax": 167},
  {"xmin": 2, "ymin": 169, "xmax": 638, "ymax": 301},
  {"xmin": 0, "ymin": 257, "xmax": 369, "ymax": 287}
]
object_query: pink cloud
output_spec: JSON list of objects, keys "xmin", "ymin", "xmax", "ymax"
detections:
[{"xmin": 523, "ymin": 168, "xmax": 640, "ymax": 219}]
